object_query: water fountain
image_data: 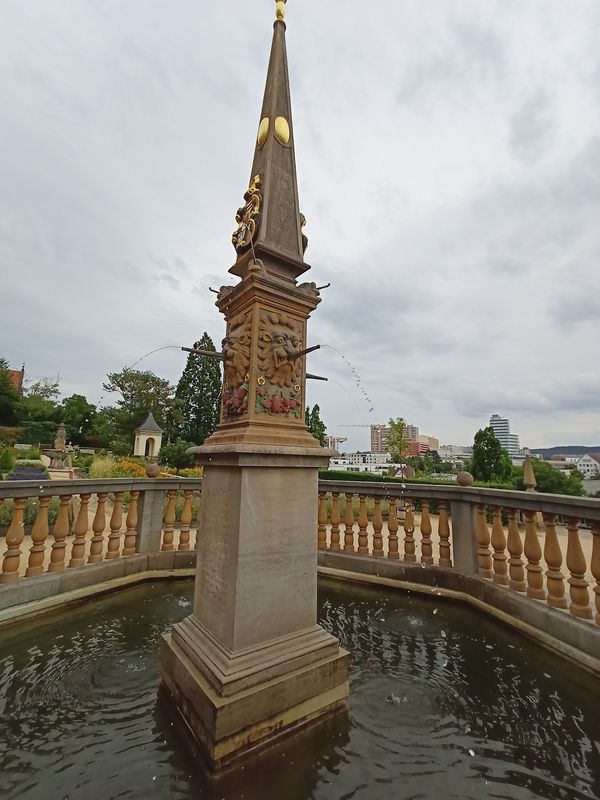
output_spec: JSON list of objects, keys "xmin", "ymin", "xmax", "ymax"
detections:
[
  {"xmin": 42, "ymin": 423, "xmax": 70, "ymax": 472},
  {"xmin": 160, "ymin": 0, "xmax": 349, "ymax": 770}
]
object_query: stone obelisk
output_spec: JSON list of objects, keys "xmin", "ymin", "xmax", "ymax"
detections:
[{"xmin": 160, "ymin": 0, "xmax": 349, "ymax": 770}]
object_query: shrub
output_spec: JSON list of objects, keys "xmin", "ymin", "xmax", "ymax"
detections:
[
  {"xmin": 0, "ymin": 449, "xmax": 15, "ymax": 473},
  {"xmin": 114, "ymin": 460, "xmax": 147, "ymax": 478},
  {"xmin": 178, "ymin": 467, "xmax": 204, "ymax": 478},
  {"xmin": 319, "ymin": 470, "xmax": 455, "ymax": 485},
  {"xmin": 0, "ymin": 427, "xmax": 21, "ymax": 447},
  {"xmin": 23, "ymin": 446, "xmax": 42, "ymax": 459},
  {"xmin": 88, "ymin": 456, "xmax": 118, "ymax": 478},
  {"xmin": 71, "ymin": 453, "xmax": 94, "ymax": 471},
  {"xmin": 158, "ymin": 440, "xmax": 195, "ymax": 470},
  {"xmin": 20, "ymin": 421, "xmax": 57, "ymax": 446},
  {"xmin": 0, "ymin": 497, "xmax": 60, "ymax": 527},
  {"xmin": 88, "ymin": 455, "xmax": 147, "ymax": 478}
]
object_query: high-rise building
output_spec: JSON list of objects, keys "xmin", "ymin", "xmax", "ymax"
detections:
[
  {"xmin": 489, "ymin": 414, "xmax": 520, "ymax": 458},
  {"xmin": 371, "ymin": 423, "xmax": 419, "ymax": 453},
  {"xmin": 418, "ymin": 435, "xmax": 439, "ymax": 451}
]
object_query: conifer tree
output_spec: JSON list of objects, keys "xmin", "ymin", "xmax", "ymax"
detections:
[
  {"xmin": 174, "ymin": 333, "xmax": 222, "ymax": 445},
  {"xmin": 305, "ymin": 403, "xmax": 327, "ymax": 446}
]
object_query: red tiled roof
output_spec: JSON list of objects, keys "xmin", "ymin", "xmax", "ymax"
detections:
[{"xmin": 7, "ymin": 369, "xmax": 24, "ymax": 392}]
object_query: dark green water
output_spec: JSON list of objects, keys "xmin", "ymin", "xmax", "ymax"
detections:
[{"xmin": 0, "ymin": 578, "xmax": 599, "ymax": 800}]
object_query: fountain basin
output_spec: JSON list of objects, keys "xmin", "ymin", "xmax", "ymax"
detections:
[{"xmin": 0, "ymin": 578, "xmax": 598, "ymax": 799}]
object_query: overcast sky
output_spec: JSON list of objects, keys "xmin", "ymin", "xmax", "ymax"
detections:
[{"xmin": 1, "ymin": 1, "xmax": 599, "ymax": 451}]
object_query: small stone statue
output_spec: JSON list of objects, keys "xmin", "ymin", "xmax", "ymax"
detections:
[{"xmin": 54, "ymin": 424, "xmax": 67, "ymax": 451}]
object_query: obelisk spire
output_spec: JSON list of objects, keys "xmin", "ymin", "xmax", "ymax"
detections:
[{"xmin": 230, "ymin": 0, "xmax": 309, "ymax": 282}]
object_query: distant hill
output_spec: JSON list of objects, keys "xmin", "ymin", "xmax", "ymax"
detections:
[{"xmin": 531, "ymin": 446, "xmax": 600, "ymax": 458}]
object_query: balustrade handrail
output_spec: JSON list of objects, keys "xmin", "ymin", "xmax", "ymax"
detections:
[
  {"xmin": 3, "ymin": 477, "xmax": 599, "ymax": 520},
  {"xmin": 318, "ymin": 479, "xmax": 600, "ymax": 520},
  {"xmin": 0, "ymin": 477, "xmax": 203, "ymax": 500}
]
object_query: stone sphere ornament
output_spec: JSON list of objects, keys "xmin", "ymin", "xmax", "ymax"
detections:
[
  {"xmin": 457, "ymin": 471, "xmax": 474, "ymax": 487},
  {"xmin": 145, "ymin": 463, "xmax": 161, "ymax": 478}
]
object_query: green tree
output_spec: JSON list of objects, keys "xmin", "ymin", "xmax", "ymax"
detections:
[
  {"xmin": 25, "ymin": 377, "xmax": 60, "ymax": 401},
  {"xmin": 61, "ymin": 394, "xmax": 97, "ymax": 445},
  {"xmin": 306, "ymin": 404, "xmax": 327, "ymax": 446},
  {"xmin": 173, "ymin": 333, "xmax": 222, "ymax": 445},
  {"xmin": 512, "ymin": 459, "xmax": 585, "ymax": 496},
  {"xmin": 386, "ymin": 417, "xmax": 409, "ymax": 461},
  {"xmin": 87, "ymin": 408, "xmax": 119, "ymax": 449},
  {"xmin": 0, "ymin": 360, "xmax": 20, "ymax": 426},
  {"xmin": 158, "ymin": 439, "xmax": 195, "ymax": 470},
  {"xmin": 18, "ymin": 377, "xmax": 61, "ymax": 443},
  {"xmin": 102, "ymin": 368, "xmax": 175, "ymax": 448},
  {"xmin": 470, "ymin": 427, "xmax": 513, "ymax": 483}
]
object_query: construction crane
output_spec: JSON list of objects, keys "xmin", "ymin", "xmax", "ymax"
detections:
[{"xmin": 339, "ymin": 424, "xmax": 383, "ymax": 428}]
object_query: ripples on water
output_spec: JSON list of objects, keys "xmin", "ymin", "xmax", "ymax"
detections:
[{"xmin": 0, "ymin": 578, "xmax": 598, "ymax": 800}]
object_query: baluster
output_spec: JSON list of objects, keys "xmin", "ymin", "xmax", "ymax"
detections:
[
  {"xmin": 106, "ymin": 491, "xmax": 124, "ymax": 559},
  {"xmin": 162, "ymin": 490, "xmax": 177, "ymax": 552},
  {"xmin": 357, "ymin": 495, "xmax": 369, "ymax": 554},
  {"xmin": 330, "ymin": 492, "xmax": 341, "ymax": 550},
  {"xmin": 591, "ymin": 521, "xmax": 600, "ymax": 626},
  {"xmin": 491, "ymin": 507, "xmax": 508, "ymax": 585},
  {"xmin": 543, "ymin": 513, "xmax": 567, "ymax": 609},
  {"xmin": 343, "ymin": 493, "xmax": 355, "ymax": 553},
  {"xmin": 475, "ymin": 504, "xmax": 493, "ymax": 578},
  {"xmin": 49, "ymin": 495, "xmax": 71, "ymax": 572},
  {"xmin": 178, "ymin": 490, "xmax": 193, "ymax": 551},
  {"xmin": 372, "ymin": 497, "xmax": 383, "ymax": 557},
  {"xmin": 524, "ymin": 510, "xmax": 545, "ymax": 600},
  {"xmin": 388, "ymin": 497, "xmax": 400, "ymax": 559},
  {"xmin": 88, "ymin": 492, "xmax": 107, "ymax": 563},
  {"xmin": 438, "ymin": 500, "xmax": 452, "ymax": 567},
  {"xmin": 26, "ymin": 496, "xmax": 51, "ymax": 577},
  {"xmin": 566, "ymin": 517, "xmax": 592, "ymax": 619},
  {"xmin": 507, "ymin": 509, "xmax": 526, "ymax": 592},
  {"xmin": 420, "ymin": 499, "xmax": 433, "ymax": 564},
  {"xmin": 403, "ymin": 500, "xmax": 416, "ymax": 562},
  {"xmin": 387, "ymin": 497, "xmax": 399, "ymax": 560},
  {"xmin": 317, "ymin": 491, "xmax": 327, "ymax": 550},
  {"xmin": 69, "ymin": 494, "xmax": 90, "ymax": 567},
  {"xmin": 123, "ymin": 490, "xmax": 139, "ymax": 556},
  {"xmin": 1, "ymin": 497, "xmax": 26, "ymax": 582}
]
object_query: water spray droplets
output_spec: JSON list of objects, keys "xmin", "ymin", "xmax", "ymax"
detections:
[
  {"xmin": 321, "ymin": 345, "xmax": 376, "ymax": 415},
  {"xmin": 127, "ymin": 345, "xmax": 182, "ymax": 371}
]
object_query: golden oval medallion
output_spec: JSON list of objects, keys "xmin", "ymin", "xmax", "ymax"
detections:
[
  {"xmin": 274, "ymin": 116, "xmax": 290, "ymax": 145},
  {"xmin": 257, "ymin": 117, "xmax": 269, "ymax": 148}
]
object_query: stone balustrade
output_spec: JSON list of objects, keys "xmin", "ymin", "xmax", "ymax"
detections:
[
  {"xmin": 0, "ymin": 478, "xmax": 202, "ymax": 618},
  {"xmin": 2, "ymin": 476, "xmax": 600, "ymax": 655},
  {"xmin": 318, "ymin": 480, "xmax": 600, "ymax": 627}
]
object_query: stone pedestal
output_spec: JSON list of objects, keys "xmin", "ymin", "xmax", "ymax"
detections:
[{"xmin": 161, "ymin": 444, "xmax": 349, "ymax": 769}]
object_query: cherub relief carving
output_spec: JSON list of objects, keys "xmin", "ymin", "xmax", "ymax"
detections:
[{"xmin": 257, "ymin": 311, "xmax": 303, "ymax": 388}]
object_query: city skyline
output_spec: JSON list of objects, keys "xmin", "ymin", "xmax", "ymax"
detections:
[{"xmin": 1, "ymin": 1, "xmax": 599, "ymax": 451}]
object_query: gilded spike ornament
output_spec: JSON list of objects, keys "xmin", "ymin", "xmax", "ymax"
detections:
[{"xmin": 276, "ymin": 0, "xmax": 287, "ymax": 21}]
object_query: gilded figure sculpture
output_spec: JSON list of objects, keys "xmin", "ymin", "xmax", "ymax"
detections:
[{"xmin": 232, "ymin": 175, "xmax": 262, "ymax": 252}]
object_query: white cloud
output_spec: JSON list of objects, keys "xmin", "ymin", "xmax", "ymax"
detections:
[{"xmin": 1, "ymin": 0, "xmax": 599, "ymax": 451}]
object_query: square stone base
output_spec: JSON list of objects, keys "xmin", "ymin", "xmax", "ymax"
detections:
[{"xmin": 161, "ymin": 629, "xmax": 349, "ymax": 771}]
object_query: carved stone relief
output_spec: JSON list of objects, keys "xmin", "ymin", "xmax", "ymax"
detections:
[
  {"xmin": 255, "ymin": 311, "xmax": 303, "ymax": 419},
  {"xmin": 221, "ymin": 310, "xmax": 252, "ymax": 418}
]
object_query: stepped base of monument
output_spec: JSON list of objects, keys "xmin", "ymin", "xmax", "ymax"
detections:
[{"xmin": 160, "ymin": 627, "xmax": 349, "ymax": 771}]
